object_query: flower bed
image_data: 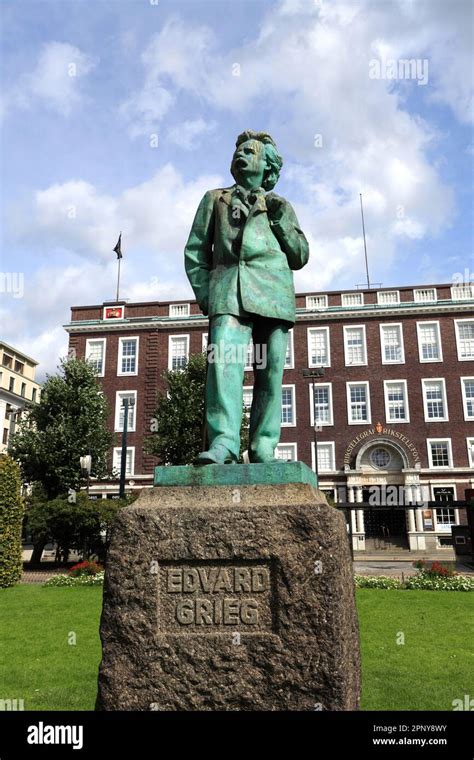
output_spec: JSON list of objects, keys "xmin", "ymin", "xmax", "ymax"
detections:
[
  {"xmin": 354, "ymin": 572, "xmax": 474, "ymax": 591},
  {"xmin": 44, "ymin": 572, "xmax": 105, "ymax": 587}
]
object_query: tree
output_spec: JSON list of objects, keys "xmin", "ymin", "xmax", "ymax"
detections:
[
  {"xmin": 0, "ymin": 455, "xmax": 25, "ymax": 587},
  {"xmin": 146, "ymin": 352, "xmax": 249, "ymax": 465},
  {"xmin": 10, "ymin": 358, "xmax": 113, "ymax": 499}
]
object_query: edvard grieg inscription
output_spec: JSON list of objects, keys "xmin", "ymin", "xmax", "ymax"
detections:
[{"xmin": 158, "ymin": 561, "xmax": 275, "ymax": 634}]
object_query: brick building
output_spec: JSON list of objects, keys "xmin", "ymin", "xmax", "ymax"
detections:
[{"xmin": 64, "ymin": 282, "xmax": 474, "ymax": 554}]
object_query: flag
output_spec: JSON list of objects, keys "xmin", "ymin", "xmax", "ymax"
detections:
[{"xmin": 113, "ymin": 233, "xmax": 122, "ymax": 259}]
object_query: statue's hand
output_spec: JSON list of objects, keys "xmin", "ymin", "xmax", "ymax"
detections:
[{"xmin": 266, "ymin": 193, "xmax": 285, "ymax": 222}]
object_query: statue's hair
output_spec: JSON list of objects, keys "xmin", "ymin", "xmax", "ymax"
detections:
[{"xmin": 233, "ymin": 129, "xmax": 283, "ymax": 191}]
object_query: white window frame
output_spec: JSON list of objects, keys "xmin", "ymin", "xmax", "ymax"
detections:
[
  {"xmin": 341, "ymin": 292, "xmax": 364, "ymax": 307},
  {"xmin": 242, "ymin": 385, "xmax": 253, "ymax": 411},
  {"xmin": 346, "ymin": 381, "xmax": 372, "ymax": 425},
  {"xmin": 383, "ymin": 379, "xmax": 410, "ymax": 423},
  {"xmin": 309, "ymin": 382, "xmax": 334, "ymax": 427},
  {"xmin": 379, "ymin": 322, "xmax": 405, "ymax": 365},
  {"xmin": 461, "ymin": 377, "xmax": 474, "ymax": 421},
  {"xmin": 421, "ymin": 378, "xmax": 449, "ymax": 422},
  {"xmin": 427, "ymin": 438, "xmax": 453, "ymax": 469},
  {"xmin": 284, "ymin": 329, "xmax": 295, "ymax": 369},
  {"xmin": 202, "ymin": 333, "xmax": 208, "ymax": 352},
  {"xmin": 85, "ymin": 338, "xmax": 106, "ymax": 377},
  {"xmin": 343, "ymin": 325, "xmax": 367, "ymax": 366},
  {"xmin": 451, "ymin": 284, "xmax": 474, "ymax": 300},
  {"xmin": 416, "ymin": 321, "xmax": 443, "ymax": 363},
  {"xmin": 169, "ymin": 303, "xmax": 190, "ymax": 317},
  {"xmin": 281, "ymin": 384, "xmax": 296, "ymax": 427},
  {"xmin": 244, "ymin": 339, "xmax": 254, "ymax": 371},
  {"xmin": 114, "ymin": 390, "xmax": 137, "ymax": 432},
  {"xmin": 276, "ymin": 443, "xmax": 298, "ymax": 461},
  {"xmin": 117, "ymin": 336, "xmax": 139, "ymax": 377},
  {"xmin": 311, "ymin": 441, "xmax": 336, "ymax": 473},
  {"xmin": 305, "ymin": 294, "xmax": 328, "ymax": 310},
  {"xmin": 307, "ymin": 327, "xmax": 331, "ymax": 368},
  {"xmin": 377, "ymin": 290, "xmax": 400, "ymax": 305},
  {"xmin": 168, "ymin": 334, "xmax": 190, "ymax": 371},
  {"xmin": 466, "ymin": 438, "xmax": 474, "ymax": 468},
  {"xmin": 454, "ymin": 319, "xmax": 474, "ymax": 361},
  {"xmin": 414, "ymin": 287, "xmax": 437, "ymax": 303},
  {"xmin": 112, "ymin": 446, "xmax": 135, "ymax": 477}
]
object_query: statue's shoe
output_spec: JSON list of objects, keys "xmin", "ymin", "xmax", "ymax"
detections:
[
  {"xmin": 248, "ymin": 452, "xmax": 277, "ymax": 463},
  {"xmin": 194, "ymin": 446, "xmax": 237, "ymax": 466}
]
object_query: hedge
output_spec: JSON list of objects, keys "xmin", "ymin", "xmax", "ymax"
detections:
[{"xmin": 0, "ymin": 455, "xmax": 25, "ymax": 587}]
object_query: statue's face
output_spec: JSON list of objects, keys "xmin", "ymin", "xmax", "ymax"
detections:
[{"xmin": 231, "ymin": 139, "xmax": 267, "ymax": 186}]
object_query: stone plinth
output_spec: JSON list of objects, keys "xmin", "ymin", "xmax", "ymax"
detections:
[{"xmin": 96, "ymin": 465, "xmax": 360, "ymax": 711}]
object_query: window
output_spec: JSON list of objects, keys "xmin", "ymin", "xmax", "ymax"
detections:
[
  {"xmin": 244, "ymin": 339, "xmax": 254, "ymax": 371},
  {"xmin": 377, "ymin": 290, "xmax": 400, "ymax": 304},
  {"xmin": 417, "ymin": 322, "xmax": 442, "ymax": 362},
  {"xmin": 2, "ymin": 354, "xmax": 12, "ymax": 369},
  {"xmin": 433, "ymin": 486, "xmax": 455, "ymax": 503},
  {"xmin": 310, "ymin": 383, "xmax": 333, "ymax": 427},
  {"xmin": 384, "ymin": 380, "xmax": 409, "ymax": 422},
  {"xmin": 168, "ymin": 335, "xmax": 189, "ymax": 371},
  {"xmin": 202, "ymin": 333, "xmax": 208, "ymax": 352},
  {"xmin": 242, "ymin": 387, "xmax": 253, "ymax": 411},
  {"xmin": 118, "ymin": 337, "xmax": 139, "ymax": 376},
  {"xmin": 285, "ymin": 329, "xmax": 294, "ymax": 369},
  {"xmin": 276, "ymin": 443, "xmax": 297, "ymax": 461},
  {"xmin": 347, "ymin": 382, "xmax": 371, "ymax": 424},
  {"xmin": 342, "ymin": 292, "xmax": 364, "ymax": 307},
  {"xmin": 14, "ymin": 360, "xmax": 24, "ymax": 374},
  {"xmin": 466, "ymin": 438, "xmax": 474, "ymax": 467},
  {"xmin": 169, "ymin": 303, "xmax": 190, "ymax": 317},
  {"xmin": 461, "ymin": 378, "xmax": 474, "ymax": 420},
  {"xmin": 32, "ymin": 388, "xmax": 37, "ymax": 402},
  {"xmin": 451, "ymin": 284, "xmax": 474, "ymax": 300},
  {"xmin": 435, "ymin": 508, "xmax": 456, "ymax": 528},
  {"xmin": 281, "ymin": 385, "xmax": 296, "ymax": 426},
  {"xmin": 114, "ymin": 391, "xmax": 137, "ymax": 432},
  {"xmin": 370, "ymin": 447, "xmax": 391, "ymax": 468},
  {"xmin": 427, "ymin": 439, "xmax": 452, "ymax": 468},
  {"xmin": 8, "ymin": 377, "xmax": 14, "ymax": 392},
  {"xmin": 312, "ymin": 442, "xmax": 336, "ymax": 472},
  {"xmin": 306, "ymin": 295, "xmax": 328, "ymax": 310},
  {"xmin": 86, "ymin": 339, "xmax": 106, "ymax": 377},
  {"xmin": 343, "ymin": 326, "xmax": 367, "ymax": 366},
  {"xmin": 20, "ymin": 383, "xmax": 26, "ymax": 397},
  {"xmin": 112, "ymin": 447, "xmax": 135, "ymax": 477},
  {"xmin": 422, "ymin": 379, "xmax": 448, "ymax": 421},
  {"xmin": 2, "ymin": 428, "xmax": 8, "ymax": 445},
  {"xmin": 414, "ymin": 288, "xmax": 437, "ymax": 303},
  {"xmin": 307, "ymin": 327, "xmax": 330, "ymax": 367},
  {"xmin": 380, "ymin": 323, "xmax": 404, "ymax": 364},
  {"xmin": 455, "ymin": 319, "xmax": 474, "ymax": 360}
]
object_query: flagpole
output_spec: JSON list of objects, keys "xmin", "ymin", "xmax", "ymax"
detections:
[{"xmin": 116, "ymin": 256, "xmax": 121, "ymax": 302}]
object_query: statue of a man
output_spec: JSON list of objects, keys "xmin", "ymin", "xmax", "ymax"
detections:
[{"xmin": 185, "ymin": 130, "xmax": 309, "ymax": 465}]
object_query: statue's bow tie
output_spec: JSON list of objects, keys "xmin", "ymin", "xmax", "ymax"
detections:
[{"xmin": 233, "ymin": 186, "xmax": 265, "ymax": 209}]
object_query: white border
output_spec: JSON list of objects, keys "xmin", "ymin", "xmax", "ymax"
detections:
[
  {"xmin": 460, "ymin": 377, "xmax": 474, "ymax": 421},
  {"xmin": 311, "ymin": 441, "xmax": 336, "ymax": 472},
  {"xmin": 343, "ymin": 324, "xmax": 367, "ymax": 366},
  {"xmin": 167, "ymin": 334, "xmax": 189, "ymax": 371},
  {"xmin": 421, "ymin": 378, "xmax": 449, "ymax": 422},
  {"xmin": 454, "ymin": 318, "xmax": 474, "ymax": 361},
  {"xmin": 276, "ymin": 442, "xmax": 298, "ymax": 461},
  {"xmin": 426, "ymin": 438, "xmax": 453, "ymax": 469},
  {"xmin": 112, "ymin": 446, "xmax": 135, "ymax": 477},
  {"xmin": 117, "ymin": 336, "xmax": 139, "ymax": 376},
  {"xmin": 379, "ymin": 322, "xmax": 405, "ymax": 364},
  {"xmin": 416, "ymin": 320, "xmax": 443, "ymax": 363},
  {"xmin": 169, "ymin": 303, "xmax": 190, "ymax": 317},
  {"xmin": 377, "ymin": 290, "xmax": 400, "ymax": 305},
  {"xmin": 85, "ymin": 338, "xmax": 106, "ymax": 378},
  {"xmin": 114, "ymin": 390, "xmax": 137, "ymax": 432},
  {"xmin": 281, "ymin": 384, "xmax": 296, "ymax": 427},
  {"xmin": 341, "ymin": 292, "xmax": 364, "ymax": 307},
  {"xmin": 284, "ymin": 328, "xmax": 295, "ymax": 369},
  {"xmin": 383, "ymin": 379, "xmax": 410, "ymax": 423},
  {"xmin": 305, "ymin": 294, "xmax": 328, "ymax": 310},
  {"xmin": 414, "ymin": 287, "xmax": 437, "ymax": 303},
  {"xmin": 346, "ymin": 381, "xmax": 372, "ymax": 425},
  {"xmin": 309, "ymin": 382, "xmax": 334, "ymax": 426},
  {"xmin": 307, "ymin": 326, "xmax": 331, "ymax": 368}
]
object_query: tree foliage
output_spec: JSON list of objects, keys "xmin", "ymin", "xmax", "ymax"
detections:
[
  {"xmin": 10, "ymin": 358, "xmax": 113, "ymax": 499},
  {"xmin": 0, "ymin": 455, "xmax": 25, "ymax": 587},
  {"xmin": 145, "ymin": 352, "xmax": 249, "ymax": 465}
]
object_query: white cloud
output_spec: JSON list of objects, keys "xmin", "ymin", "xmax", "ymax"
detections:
[
  {"xmin": 167, "ymin": 118, "xmax": 217, "ymax": 149},
  {"xmin": 5, "ymin": 42, "xmax": 97, "ymax": 117}
]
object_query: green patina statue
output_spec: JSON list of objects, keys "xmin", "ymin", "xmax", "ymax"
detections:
[{"xmin": 185, "ymin": 130, "xmax": 309, "ymax": 465}]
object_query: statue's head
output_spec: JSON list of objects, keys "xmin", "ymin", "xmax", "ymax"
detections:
[{"xmin": 231, "ymin": 130, "xmax": 283, "ymax": 191}]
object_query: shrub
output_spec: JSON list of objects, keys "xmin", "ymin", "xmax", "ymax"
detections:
[
  {"xmin": 69, "ymin": 560, "xmax": 103, "ymax": 577},
  {"xmin": 0, "ymin": 455, "xmax": 25, "ymax": 588},
  {"xmin": 405, "ymin": 572, "xmax": 474, "ymax": 592},
  {"xmin": 44, "ymin": 572, "xmax": 105, "ymax": 587},
  {"xmin": 412, "ymin": 559, "xmax": 456, "ymax": 578},
  {"xmin": 354, "ymin": 575, "xmax": 402, "ymax": 589}
]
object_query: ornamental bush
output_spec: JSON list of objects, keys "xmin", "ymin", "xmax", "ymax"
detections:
[
  {"xmin": 354, "ymin": 575, "xmax": 402, "ymax": 589},
  {"xmin": 405, "ymin": 572, "xmax": 474, "ymax": 591},
  {"xmin": 0, "ymin": 455, "xmax": 25, "ymax": 587},
  {"xmin": 44, "ymin": 571, "xmax": 105, "ymax": 587},
  {"xmin": 69, "ymin": 560, "xmax": 103, "ymax": 577}
]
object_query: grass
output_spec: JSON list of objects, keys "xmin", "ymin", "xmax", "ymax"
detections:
[{"xmin": 0, "ymin": 585, "xmax": 472, "ymax": 710}]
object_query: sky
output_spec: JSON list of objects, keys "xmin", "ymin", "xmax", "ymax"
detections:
[{"xmin": 0, "ymin": 0, "xmax": 473, "ymax": 379}]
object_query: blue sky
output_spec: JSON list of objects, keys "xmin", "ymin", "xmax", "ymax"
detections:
[{"xmin": 1, "ymin": 0, "xmax": 473, "ymax": 377}]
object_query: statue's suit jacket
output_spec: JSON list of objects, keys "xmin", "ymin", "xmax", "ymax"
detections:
[{"xmin": 184, "ymin": 185, "xmax": 309, "ymax": 325}]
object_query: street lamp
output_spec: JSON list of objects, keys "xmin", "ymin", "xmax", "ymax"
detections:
[
  {"xmin": 119, "ymin": 396, "xmax": 135, "ymax": 498},
  {"xmin": 80, "ymin": 454, "xmax": 92, "ymax": 496},
  {"xmin": 302, "ymin": 367, "xmax": 325, "ymax": 479}
]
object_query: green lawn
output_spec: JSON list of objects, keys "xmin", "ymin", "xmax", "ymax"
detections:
[{"xmin": 0, "ymin": 586, "xmax": 472, "ymax": 710}]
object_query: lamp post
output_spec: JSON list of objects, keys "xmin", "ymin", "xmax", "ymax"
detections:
[
  {"xmin": 119, "ymin": 396, "xmax": 135, "ymax": 498},
  {"xmin": 80, "ymin": 454, "xmax": 92, "ymax": 496},
  {"xmin": 302, "ymin": 368, "xmax": 325, "ymax": 479}
]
